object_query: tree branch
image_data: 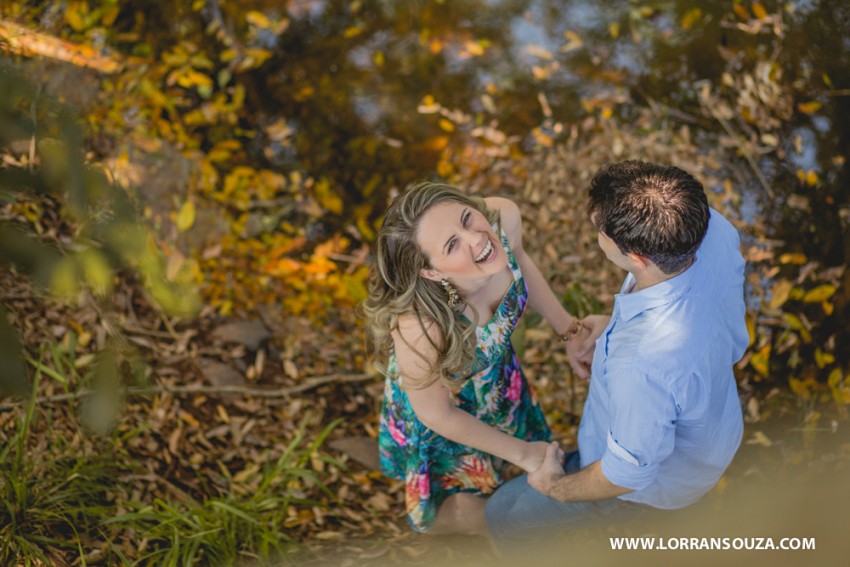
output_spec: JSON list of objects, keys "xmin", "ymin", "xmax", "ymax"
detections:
[
  {"xmin": 0, "ymin": 19, "xmax": 122, "ymax": 74},
  {"xmin": 0, "ymin": 372, "xmax": 375, "ymax": 411}
]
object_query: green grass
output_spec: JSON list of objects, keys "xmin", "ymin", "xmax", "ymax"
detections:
[
  {"xmin": 0, "ymin": 368, "xmax": 125, "ymax": 565},
  {"xmin": 1, "ymin": 348, "xmax": 346, "ymax": 566},
  {"xmin": 109, "ymin": 418, "xmax": 344, "ymax": 566}
]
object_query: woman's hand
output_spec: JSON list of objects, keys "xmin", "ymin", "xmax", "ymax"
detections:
[
  {"xmin": 518, "ymin": 440, "xmax": 554, "ymax": 473},
  {"xmin": 566, "ymin": 314, "xmax": 610, "ymax": 379},
  {"xmin": 528, "ymin": 441, "xmax": 567, "ymax": 497}
]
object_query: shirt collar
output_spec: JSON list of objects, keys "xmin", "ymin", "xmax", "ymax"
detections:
[{"xmin": 615, "ymin": 261, "xmax": 698, "ymax": 322}]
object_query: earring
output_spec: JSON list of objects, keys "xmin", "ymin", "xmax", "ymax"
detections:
[{"xmin": 440, "ymin": 278, "xmax": 462, "ymax": 308}]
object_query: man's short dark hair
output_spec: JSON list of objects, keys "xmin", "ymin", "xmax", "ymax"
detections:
[{"xmin": 587, "ymin": 160, "xmax": 710, "ymax": 274}]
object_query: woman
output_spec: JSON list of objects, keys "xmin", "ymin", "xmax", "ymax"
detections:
[{"xmin": 363, "ymin": 182, "xmax": 584, "ymax": 535}]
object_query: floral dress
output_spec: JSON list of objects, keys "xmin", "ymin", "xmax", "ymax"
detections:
[{"xmin": 378, "ymin": 228, "xmax": 551, "ymax": 532}]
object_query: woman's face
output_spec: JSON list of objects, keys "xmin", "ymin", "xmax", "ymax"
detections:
[{"xmin": 415, "ymin": 200, "xmax": 507, "ymax": 284}]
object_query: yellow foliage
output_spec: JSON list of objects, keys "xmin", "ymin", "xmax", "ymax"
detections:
[
  {"xmin": 208, "ymin": 140, "xmax": 243, "ymax": 163},
  {"xmin": 827, "ymin": 369, "xmax": 850, "ymax": 405},
  {"xmin": 749, "ymin": 343, "xmax": 770, "ymax": 377},
  {"xmin": 803, "ymin": 284, "xmax": 836, "ymax": 303},
  {"xmin": 339, "ymin": 267, "xmax": 369, "ymax": 304},
  {"xmin": 526, "ymin": 44, "xmax": 553, "ymax": 60},
  {"xmin": 827, "ymin": 368, "xmax": 843, "ymax": 388},
  {"xmin": 263, "ymin": 257, "xmax": 301, "ymax": 277},
  {"xmin": 778, "ymin": 252, "xmax": 807, "ymax": 264},
  {"xmin": 437, "ymin": 157, "xmax": 454, "ymax": 178},
  {"xmin": 51, "ymin": 256, "xmax": 80, "ymax": 300},
  {"xmin": 788, "ymin": 377, "xmax": 811, "ymax": 399},
  {"xmin": 561, "ymin": 30, "xmax": 582, "ymax": 53},
  {"xmin": 221, "ymin": 49, "xmax": 239, "ymax": 64},
  {"xmin": 295, "ymin": 86, "xmax": 315, "ymax": 100},
  {"xmin": 681, "ymin": 9, "xmax": 702, "ymax": 30},
  {"xmin": 733, "ymin": 4, "xmax": 750, "ymax": 20},
  {"xmin": 256, "ymin": 173, "xmax": 282, "ymax": 202},
  {"xmin": 237, "ymin": 48, "xmax": 273, "ymax": 72},
  {"xmin": 343, "ymin": 25, "xmax": 363, "ymax": 38},
  {"xmin": 314, "ymin": 178, "xmax": 344, "ymax": 215},
  {"xmin": 797, "ymin": 101, "xmax": 822, "ymax": 115},
  {"xmin": 176, "ymin": 200, "xmax": 196, "ymax": 232},
  {"xmin": 532, "ymin": 128, "xmax": 554, "ymax": 147},
  {"xmin": 166, "ymin": 252, "xmax": 185, "ymax": 281},
  {"xmin": 464, "ymin": 40, "xmax": 485, "ymax": 56},
  {"xmin": 815, "ymin": 348, "xmax": 835, "ymax": 369},
  {"xmin": 438, "ymin": 119, "xmax": 455, "ymax": 132},
  {"xmin": 768, "ymin": 279, "xmax": 793, "ymax": 309},
  {"xmin": 532, "ymin": 66, "xmax": 551, "ymax": 80},
  {"xmin": 170, "ymin": 67, "xmax": 213, "ymax": 90},
  {"xmin": 782, "ymin": 313, "xmax": 812, "ymax": 343},
  {"xmin": 421, "ymin": 136, "xmax": 450, "ymax": 152},
  {"xmin": 361, "ymin": 174, "xmax": 381, "ymax": 198},
  {"xmin": 745, "ymin": 310, "xmax": 756, "ymax": 346},
  {"xmin": 796, "ymin": 169, "xmax": 819, "ymax": 185},
  {"xmin": 303, "ymin": 256, "xmax": 336, "ymax": 276},
  {"xmin": 417, "ymin": 95, "xmax": 441, "ymax": 114},
  {"xmin": 79, "ymin": 248, "xmax": 114, "ymax": 296},
  {"xmin": 246, "ymin": 10, "xmax": 271, "ymax": 29},
  {"xmin": 65, "ymin": 1, "xmax": 93, "ymax": 32}
]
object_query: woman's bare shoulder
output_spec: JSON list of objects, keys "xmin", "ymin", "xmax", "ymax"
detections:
[
  {"xmin": 484, "ymin": 196, "xmax": 522, "ymax": 247},
  {"xmin": 392, "ymin": 313, "xmax": 443, "ymax": 387}
]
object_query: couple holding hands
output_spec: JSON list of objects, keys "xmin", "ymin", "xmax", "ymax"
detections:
[{"xmin": 363, "ymin": 161, "xmax": 748, "ymax": 546}]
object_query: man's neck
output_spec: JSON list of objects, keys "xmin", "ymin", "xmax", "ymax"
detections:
[{"xmin": 630, "ymin": 258, "xmax": 694, "ymax": 292}]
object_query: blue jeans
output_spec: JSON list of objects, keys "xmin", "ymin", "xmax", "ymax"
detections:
[{"xmin": 485, "ymin": 451, "xmax": 648, "ymax": 545}]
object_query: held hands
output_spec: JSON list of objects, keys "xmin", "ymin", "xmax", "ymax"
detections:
[
  {"xmin": 518, "ymin": 440, "xmax": 553, "ymax": 473},
  {"xmin": 566, "ymin": 314, "xmax": 611, "ymax": 380},
  {"xmin": 527, "ymin": 441, "xmax": 566, "ymax": 497}
]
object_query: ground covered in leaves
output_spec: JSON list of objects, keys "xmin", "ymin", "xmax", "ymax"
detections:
[{"xmin": 2, "ymin": 111, "xmax": 849, "ymax": 565}]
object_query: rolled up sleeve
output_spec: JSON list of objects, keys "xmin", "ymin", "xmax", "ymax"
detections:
[{"xmin": 599, "ymin": 370, "xmax": 678, "ymax": 491}]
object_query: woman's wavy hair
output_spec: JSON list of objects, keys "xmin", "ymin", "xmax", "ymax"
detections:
[{"xmin": 362, "ymin": 182, "xmax": 499, "ymax": 390}]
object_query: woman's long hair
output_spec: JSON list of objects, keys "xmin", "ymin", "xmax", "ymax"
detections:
[{"xmin": 362, "ymin": 182, "xmax": 499, "ymax": 390}]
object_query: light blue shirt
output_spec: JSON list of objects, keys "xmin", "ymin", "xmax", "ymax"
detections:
[{"xmin": 578, "ymin": 208, "xmax": 748, "ymax": 509}]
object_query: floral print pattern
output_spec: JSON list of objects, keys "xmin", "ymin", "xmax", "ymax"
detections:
[{"xmin": 378, "ymin": 227, "xmax": 551, "ymax": 532}]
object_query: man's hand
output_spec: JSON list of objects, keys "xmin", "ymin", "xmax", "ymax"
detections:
[
  {"xmin": 566, "ymin": 314, "xmax": 611, "ymax": 379},
  {"xmin": 527, "ymin": 441, "xmax": 566, "ymax": 497}
]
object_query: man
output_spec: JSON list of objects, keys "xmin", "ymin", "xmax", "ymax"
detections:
[{"xmin": 485, "ymin": 160, "xmax": 749, "ymax": 542}]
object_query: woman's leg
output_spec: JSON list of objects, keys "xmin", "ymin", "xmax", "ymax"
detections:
[{"xmin": 430, "ymin": 492, "xmax": 490, "ymax": 537}]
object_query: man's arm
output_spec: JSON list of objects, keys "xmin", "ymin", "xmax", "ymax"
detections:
[{"xmin": 528, "ymin": 442, "xmax": 632, "ymax": 501}]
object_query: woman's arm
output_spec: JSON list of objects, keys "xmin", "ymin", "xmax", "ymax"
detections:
[
  {"xmin": 486, "ymin": 197, "xmax": 576, "ymax": 334},
  {"xmin": 406, "ymin": 379, "xmax": 548, "ymax": 472},
  {"xmin": 393, "ymin": 316, "xmax": 548, "ymax": 472},
  {"xmin": 485, "ymin": 197, "xmax": 592, "ymax": 376}
]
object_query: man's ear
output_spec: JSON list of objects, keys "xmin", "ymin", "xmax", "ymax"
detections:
[
  {"xmin": 626, "ymin": 252, "xmax": 651, "ymax": 271},
  {"xmin": 419, "ymin": 268, "xmax": 442, "ymax": 282}
]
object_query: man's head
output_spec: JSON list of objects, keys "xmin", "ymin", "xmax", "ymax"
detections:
[{"xmin": 587, "ymin": 160, "xmax": 710, "ymax": 275}]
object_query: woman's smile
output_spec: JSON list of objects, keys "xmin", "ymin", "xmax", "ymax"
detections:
[{"xmin": 475, "ymin": 238, "xmax": 495, "ymax": 263}]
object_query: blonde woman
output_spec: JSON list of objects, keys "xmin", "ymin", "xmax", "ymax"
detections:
[{"xmin": 364, "ymin": 182, "xmax": 588, "ymax": 535}]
